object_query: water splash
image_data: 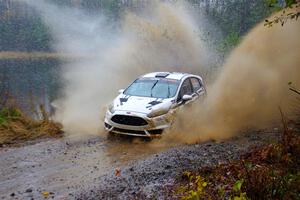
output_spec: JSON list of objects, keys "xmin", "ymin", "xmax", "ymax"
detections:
[
  {"xmin": 18, "ymin": 0, "xmax": 212, "ymax": 136},
  {"xmin": 166, "ymin": 10, "xmax": 300, "ymax": 143}
]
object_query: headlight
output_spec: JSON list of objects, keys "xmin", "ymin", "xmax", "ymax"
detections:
[
  {"xmin": 147, "ymin": 109, "xmax": 168, "ymax": 118},
  {"xmin": 108, "ymin": 103, "xmax": 115, "ymax": 114}
]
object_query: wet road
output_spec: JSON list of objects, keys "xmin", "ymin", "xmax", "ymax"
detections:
[
  {"xmin": 0, "ymin": 134, "xmax": 174, "ymax": 199},
  {"xmin": 0, "ymin": 129, "xmax": 280, "ymax": 199}
]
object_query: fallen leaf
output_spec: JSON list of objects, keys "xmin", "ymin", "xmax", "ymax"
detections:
[
  {"xmin": 115, "ymin": 168, "xmax": 121, "ymax": 177},
  {"xmin": 42, "ymin": 191, "xmax": 49, "ymax": 198}
]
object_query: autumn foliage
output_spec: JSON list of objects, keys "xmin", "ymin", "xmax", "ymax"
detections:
[{"xmin": 172, "ymin": 121, "xmax": 300, "ymax": 200}]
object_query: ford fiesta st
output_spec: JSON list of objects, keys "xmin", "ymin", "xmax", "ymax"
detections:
[{"xmin": 104, "ymin": 72, "xmax": 206, "ymax": 137}]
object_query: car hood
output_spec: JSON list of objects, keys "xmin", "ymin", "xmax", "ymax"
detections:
[{"xmin": 112, "ymin": 94, "xmax": 173, "ymax": 114}]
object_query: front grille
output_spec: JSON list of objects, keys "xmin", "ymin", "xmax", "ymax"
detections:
[
  {"xmin": 113, "ymin": 128, "xmax": 146, "ymax": 135},
  {"xmin": 148, "ymin": 129, "xmax": 163, "ymax": 135},
  {"xmin": 111, "ymin": 115, "xmax": 148, "ymax": 126}
]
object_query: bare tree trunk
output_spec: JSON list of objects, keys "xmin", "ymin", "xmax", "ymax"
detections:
[
  {"xmin": 239, "ymin": 0, "xmax": 250, "ymax": 35},
  {"xmin": 205, "ymin": 0, "xmax": 210, "ymax": 14},
  {"xmin": 5, "ymin": 0, "xmax": 11, "ymax": 11},
  {"xmin": 39, "ymin": 104, "xmax": 49, "ymax": 123},
  {"xmin": 0, "ymin": 67, "xmax": 10, "ymax": 109}
]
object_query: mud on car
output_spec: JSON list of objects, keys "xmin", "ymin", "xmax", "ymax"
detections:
[{"xmin": 104, "ymin": 72, "xmax": 206, "ymax": 137}]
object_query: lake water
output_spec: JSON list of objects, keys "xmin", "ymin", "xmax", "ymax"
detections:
[{"xmin": 0, "ymin": 58, "xmax": 62, "ymax": 117}]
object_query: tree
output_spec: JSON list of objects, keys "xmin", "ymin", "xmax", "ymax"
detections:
[{"xmin": 265, "ymin": 0, "xmax": 300, "ymax": 26}]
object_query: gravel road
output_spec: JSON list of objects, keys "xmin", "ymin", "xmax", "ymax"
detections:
[{"xmin": 0, "ymin": 129, "xmax": 279, "ymax": 200}]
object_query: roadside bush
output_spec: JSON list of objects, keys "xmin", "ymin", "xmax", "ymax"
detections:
[
  {"xmin": 0, "ymin": 106, "xmax": 63, "ymax": 146},
  {"xmin": 172, "ymin": 123, "xmax": 300, "ymax": 200}
]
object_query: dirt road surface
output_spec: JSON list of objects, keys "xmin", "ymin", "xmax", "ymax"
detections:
[{"xmin": 0, "ymin": 130, "xmax": 279, "ymax": 199}]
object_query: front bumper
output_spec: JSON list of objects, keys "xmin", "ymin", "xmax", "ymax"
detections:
[{"xmin": 104, "ymin": 110, "xmax": 172, "ymax": 137}]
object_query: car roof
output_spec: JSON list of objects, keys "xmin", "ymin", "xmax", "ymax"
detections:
[{"xmin": 142, "ymin": 72, "xmax": 191, "ymax": 80}]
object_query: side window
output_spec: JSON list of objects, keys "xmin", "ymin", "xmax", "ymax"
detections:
[
  {"xmin": 191, "ymin": 78, "xmax": 202, "ymax": 92},
  {"xmin": 177, "ymin": 78, "xmax": 193, "ymax": 102}
]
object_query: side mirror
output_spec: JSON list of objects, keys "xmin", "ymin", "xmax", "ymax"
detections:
[
  {"xmin": 118, "ymin": 89, "xmax": 125, "ymax": 93},
  {"xmin": 182, "ymin": 94, "xmax": 193, "ymax": 101}
]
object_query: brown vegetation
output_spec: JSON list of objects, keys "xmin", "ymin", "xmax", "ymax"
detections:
[
  {"xmin": 0, "ymin": 106, "xmax": 63, "ymax": 147},
  {"xmin": 171, "ymin": 118, "xmax": 300, "ymax": 200}
]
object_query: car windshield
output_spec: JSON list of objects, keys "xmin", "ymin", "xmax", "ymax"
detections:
[{"xmin": 124, "ymin": 78, "xmax": 180, "ymax": 98}]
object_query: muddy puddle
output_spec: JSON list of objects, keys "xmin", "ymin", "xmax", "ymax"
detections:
[{"xmin": 104, "ymin": 134, "xmax": 178, "ymax": 165}]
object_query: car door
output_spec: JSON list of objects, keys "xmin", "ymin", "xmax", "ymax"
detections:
[
  {"xmin": 169, "ymin": 77, "xmax": 203, "ymax": 123},
  {"xmin": 190, "ymin": 77, "xmax": 205, "ymax": 98},
  {"xmin": 176, "ymin": 77, "xmax": 194, "ymax": 106}
]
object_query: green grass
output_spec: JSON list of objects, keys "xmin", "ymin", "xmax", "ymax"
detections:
[{"xmin": 0, "ymin": 107, "xmax": 22, "ymax": 125}]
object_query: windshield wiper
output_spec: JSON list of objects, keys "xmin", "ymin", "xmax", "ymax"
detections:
[
  {"xmin": 167, "ymin": 81, "xmax": 170, "ymax": 98},
  {"xmin": 150, "ymin": 80, "xmax": 159, "ymax": 97}
]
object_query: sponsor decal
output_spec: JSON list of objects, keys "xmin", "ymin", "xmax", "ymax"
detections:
[
  {"xmin": 146, "ymin": 100, "xmax": 162, "ymax": 108},
  {"xmin": 119, "ymin": 97, "xmax": 129, "ymax": 105}
]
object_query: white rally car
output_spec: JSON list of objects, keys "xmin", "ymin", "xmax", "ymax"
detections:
[{"xmin": 104, "ymin": 72, "xmax": 206, "ymax": 137}]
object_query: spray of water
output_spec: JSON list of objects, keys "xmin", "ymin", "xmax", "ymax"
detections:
[
  {"xmin": 16, "ymin": 1, "xmax": 299, "ymax": 143},
  {"xmin": 166, "ymin": 10, "xmax": 300, "ymax": 143},
  {"xmin": 17, "ymin": 0, "xmax": 212, "ymax": 136}
]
